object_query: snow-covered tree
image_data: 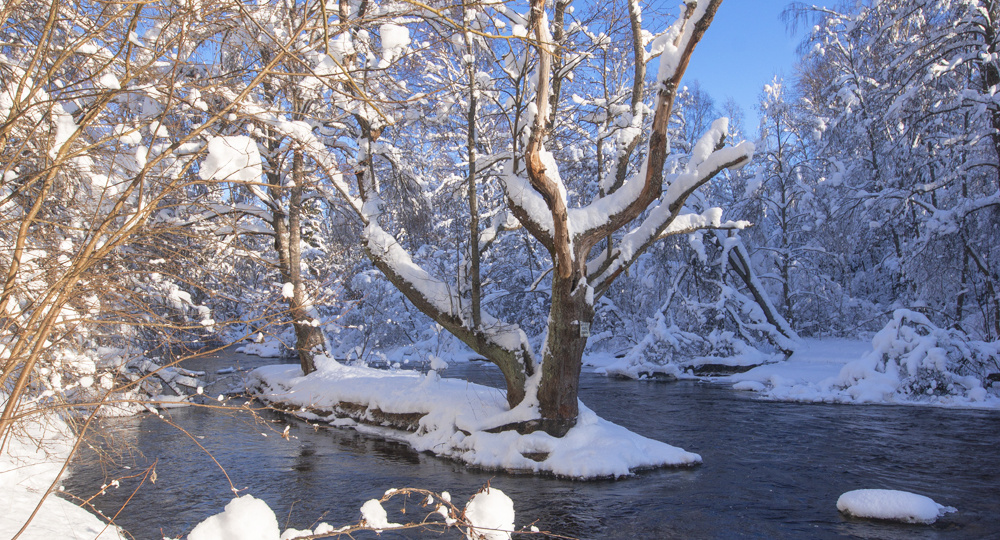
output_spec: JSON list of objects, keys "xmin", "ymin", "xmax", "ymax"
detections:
[
  {"xmin": 0, "ymin": 0, "xmax": 341, "ymax": 442},
  {"xmin": 795, "ymin": 0, "xmax": 1000, "ymax": 339},
  {"xmin": 301, "ymin": 0, "xmax": 755, "ymax": 435},
  {"xmin": 737, "ymin": 78, "xmax": 847, "ymax": 334}
]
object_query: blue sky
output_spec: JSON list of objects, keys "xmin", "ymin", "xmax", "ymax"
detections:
[{"xmin": 680, "ymin": 0, "xmax": 807, "ymax": 128}]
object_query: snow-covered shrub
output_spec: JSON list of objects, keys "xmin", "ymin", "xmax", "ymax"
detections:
[
  {"xmin": 834, "ymin": 309, "xmax": 998, "ymax": 402},
  {"xmin": 598, "ymin": 230, "xmax": 794, "ymax": 379}
]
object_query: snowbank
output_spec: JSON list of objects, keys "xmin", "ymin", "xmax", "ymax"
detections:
[
  {"xmin": 0, "ymin": 412, "xmax": 125, "ymax": 539},
  {"xmin": 837, "ymin": 489, "xmax": 956, "ymax": 524},
  {"xmin": 249, "ymin": 360, "xmax": 701, "ymax": 479},
  {"xmin": 724, "ymin": 332, "xmax": 1000, "ymax": 409}
]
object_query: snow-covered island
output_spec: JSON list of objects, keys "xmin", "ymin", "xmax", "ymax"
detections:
[{"xmin": 249, "ymin": 357, "xmax": 701, "ymax": 479}]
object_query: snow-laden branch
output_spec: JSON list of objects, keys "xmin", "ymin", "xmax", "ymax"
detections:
[
  {"xmin": 362, "ymin": 221, "xmax": 531, "ymax": 353},
  {"xmin": 924, "ymin": 189, "xmax": 1000, "ymax": 236},
  {"xmin": 234, "ymin": 102, "xmax": 364, "ymax": 217},
  {"xmin": 652, "ymin": 0, "xmax": 714, "ymax": 83},
  {"xmin": 363, "ymin": 223, "xmax": 460, "ymax": 319},
  {"xmin": 588, "ymin": 119, "xmax": 754, "ymax": 295},
  {"xmin": 567, "ymin": 0, "xmax": 725, "ymax": 254},
  {"xmin": 234, "ymin": 99, "xmax": 540, "ymax": 373},
  {"xmin": 502, "ymin": 157, "xmax": 556, "ymax": 250},
  {"xmin": 361, "ymin": 219, "xmax": 535, "ymax": 405},
  {"xmin": 522, "ymin": 0, "xmax": 576, "ymax": 277}
]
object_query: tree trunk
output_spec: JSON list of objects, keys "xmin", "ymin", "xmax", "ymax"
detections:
[
  {"xmin": 288, "ymin": 149, "xmax": 326, "ymax": 373},
  {"xmin": 268, "ymin": 145, "xmax": 326, "ymax": 374},
  {"xmin": 534, "ymin": 274, "xmax": 593, "ymax": 436}
]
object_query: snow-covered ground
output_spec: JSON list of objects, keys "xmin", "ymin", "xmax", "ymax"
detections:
[
  {"xmin": 0, "ymin": 412, "xmax": 125, "ymax": 540},
  {"xmin": 722, "ymin": 338, "xmax": 872, "ymax": 393},
  {"xmin": 249, "ymin": 356, "xmax": 701, "ymax": 479}
]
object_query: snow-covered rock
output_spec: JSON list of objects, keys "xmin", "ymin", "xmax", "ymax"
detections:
[{"xmin": 836, "ymin": 489, "xmax": 956, "ymax": 524}]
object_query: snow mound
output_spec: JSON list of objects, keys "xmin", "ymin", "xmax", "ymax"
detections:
[
  {"xmin": 837, "ymin": 489, "xmax": 956, "ymax": 524},
  {"xmin": 0, "ymin": 410, "xmax": 126, "ymax": 539},
  {"xmin": 250, "ymin": 360, "xmax": 701, "ymax": 479},
  {"xmin": 240, "ymin": 339, "xmax": 285, "ymax": 358},
  {"xmin": 464, "ymin": 488, "xmax": 515, "ymax": 540},
  {"xmin": 188, "ymin": 495, "xmax": 279, "ymax": 540},
  {"xmin": 185, "ymin": 495, "xmax": 344, "ymax": 539}
]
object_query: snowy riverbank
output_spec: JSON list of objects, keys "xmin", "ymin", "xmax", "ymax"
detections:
[
  {"xmin": 0, "ymin": 412, "xmax": 124, "ymax": 539},
  {"xmin": 721, "ymin": 336, "xmax": 999, "ymax": 408},
  {"xmin": 588, "ymin": 336, "xmax": 1000, "ymax": 409},
  {"xmin": 249, "ymin": 358, "xmax": 701, "ymax": 479}
]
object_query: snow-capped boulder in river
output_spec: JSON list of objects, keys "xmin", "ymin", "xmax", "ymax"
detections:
[{"xmin": 836, "ymin": 489, "xmax": 956, "ymax": 524}]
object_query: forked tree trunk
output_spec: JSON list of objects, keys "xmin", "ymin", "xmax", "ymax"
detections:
[
  {"xmin": 512, "ymin": 0, "xmax": 724, "ymax": 436},
  {"xmin": 351, "ymin": 0, "xmax": 733, "ymax": 439}
]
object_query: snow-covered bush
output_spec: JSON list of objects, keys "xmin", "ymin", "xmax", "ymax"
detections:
[
  {"xmin": 598, "ymin": 229, "xmax": 794, "ymax": 379},
  {"xmin": 834, "ymin": 310, "xmax": 998, "ymax": 402},
  {"xmin": 330, "ymin": 269, "xmax": 428, "ymax": 361}
]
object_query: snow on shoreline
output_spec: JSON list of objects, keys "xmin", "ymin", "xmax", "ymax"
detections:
[
  {"xmin": 0, "ymin": 411, "xmax": 125, "ymax": 539},
  {"xmin": 249, "ymin": 359, "xmax": 701, "ymax": 479},
  {"xmin": 582, "ymin": 336, "xmax": 1000, "ymax": 410},
  {"xmin": 718, "ymin": 338, "xmax": 1000, "ymax": 409}
]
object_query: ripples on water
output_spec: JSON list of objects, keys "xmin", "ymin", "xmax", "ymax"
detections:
[{"xmin": 64, "ymin": 351, "xmax": 1000, "ymax": 539}]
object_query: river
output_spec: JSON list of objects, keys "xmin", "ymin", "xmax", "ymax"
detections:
[{"xmin": 63, "ymin": 348, "xmax": 1000, "ymax": 539}]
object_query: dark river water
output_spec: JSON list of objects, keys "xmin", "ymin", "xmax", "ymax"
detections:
[{"xmin": 64, "ymin": 349, "xmax": 1000, "ymax": 539}]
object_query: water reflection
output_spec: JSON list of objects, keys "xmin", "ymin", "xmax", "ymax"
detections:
[{"xmin": 64, "ymin": 350, "xmax": 1000, "ymax": 539}]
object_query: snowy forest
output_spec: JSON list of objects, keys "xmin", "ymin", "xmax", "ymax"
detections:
[{"xmin": 2, "ymin": 0, "xmax": 1000, "ymax": 537}]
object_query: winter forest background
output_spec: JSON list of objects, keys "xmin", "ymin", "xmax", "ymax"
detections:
[{"xmin": 3, "ymin": 0, "xmax": 1000, "ymax": 480}]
